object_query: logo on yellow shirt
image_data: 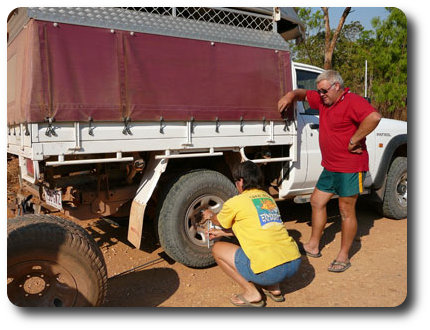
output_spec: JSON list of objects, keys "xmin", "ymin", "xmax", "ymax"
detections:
[{"xmin": 252, "ymin": 197, "xmax": 282, "ymax": 227}]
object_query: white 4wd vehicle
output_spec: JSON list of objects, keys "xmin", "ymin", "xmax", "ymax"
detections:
[{"xmin": 7, "ymin": 7, "xmax": 406, "ymax": 306}]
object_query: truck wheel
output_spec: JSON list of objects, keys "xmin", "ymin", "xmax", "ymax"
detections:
[
  {"xmin": 158, "ymin": 170, "xmax": 237, "ymax": 268},
  {"xmin": 382, "ymin": 157, "xmax": 407, "ymax": 219},
  {"xmin": 7, "ymin": 215, "xmax": 108, "ymax": 306}
]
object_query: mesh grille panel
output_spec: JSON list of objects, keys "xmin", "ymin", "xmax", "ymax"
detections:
[
  {"xmin": 121, "ymin": 7, "xmax": 273, "ymax": 31},
  {"xmin": 26, "ymin": 7, "xmax": 289, "ymax": 50}
]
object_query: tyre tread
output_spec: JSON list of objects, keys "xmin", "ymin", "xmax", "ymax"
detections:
[
  {"xmin": 7, "ymin": 215, "xmax": 107, "ymax": 306},
  {"xmin": 382, "ymin": 157, "xmax": 407, "ymax": 219},
  {"xmin": 158, "ymin": 170, "xmax": 236, "ymax": 268}
]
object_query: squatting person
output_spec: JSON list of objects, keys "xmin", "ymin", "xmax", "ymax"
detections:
[{"xmin": 202, "ymin": 161, "xmax": 301, "ymax": 307}]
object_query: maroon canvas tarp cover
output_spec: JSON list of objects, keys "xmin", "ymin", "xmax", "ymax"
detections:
[{"xmin": 7, "ymin": 19, "xmax": 292, "ymax": 124}]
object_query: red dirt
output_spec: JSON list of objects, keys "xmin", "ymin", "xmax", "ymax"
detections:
[{"xmin": 6, "ymin": 156, "xmax": 407, "ymax": 307}]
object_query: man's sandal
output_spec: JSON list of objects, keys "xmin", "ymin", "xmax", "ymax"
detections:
[{"xmin": 328, "ymin": 260, "xmax": 351, "ymax": 273}]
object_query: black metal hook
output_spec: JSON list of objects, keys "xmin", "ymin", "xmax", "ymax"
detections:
[{"xmin": 122, "ymin": 117, "xmax": 132, "ymax": 135}]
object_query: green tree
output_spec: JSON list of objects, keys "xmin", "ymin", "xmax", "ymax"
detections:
[
  {"xmin": 289, "ymin": 7, "xmax": 406, "ymax": 120},
  {"xmin": 289, "ymin": 7, "xmax": 351, "ymax": 69},
  {"xmin": 332, "ymin": 21, "xmax": 375, "ymax": 97},
  {"xmin": 370, "ymin": 8, "xmax": 407, "ymax": 119},
  {"xmin": 288, "ymin": 8, "xmax": 325, "ymax": 67}
]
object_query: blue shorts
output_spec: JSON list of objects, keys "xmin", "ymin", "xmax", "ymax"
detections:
[{"xmin": 234, "ymin": 248, "xmax": 301, "ymax": 286}]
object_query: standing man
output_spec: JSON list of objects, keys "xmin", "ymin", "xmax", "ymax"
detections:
[{"xmin": 278, "ymin": 70, "xmax": 381, "ymax": 272}]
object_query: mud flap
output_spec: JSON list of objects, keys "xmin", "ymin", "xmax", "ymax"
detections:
[{"xmin": 127, "ymin": 154, "xmax": 168, "ymax": 248}]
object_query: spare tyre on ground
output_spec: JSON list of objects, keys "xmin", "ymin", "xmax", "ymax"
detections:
[{"xmin": 7, "ymin": 215, "xmax": 108, "ymax": 307}]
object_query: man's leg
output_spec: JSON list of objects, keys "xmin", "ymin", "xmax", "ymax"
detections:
[
  {"xmin": 211, "ymin": 241, "xmax": 262, "ymax": 303},
  {"xmin": 331, "ymin": 194, "xmax": 358, "ymax": 269},
  {"xmin": 303, "ymin": 188, "xmax": 334, "ymax": 256}
]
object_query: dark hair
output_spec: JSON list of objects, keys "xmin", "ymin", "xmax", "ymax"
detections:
[{"xmin": 232, "ymin": 161, "xmax": 263, "ymax": 191}]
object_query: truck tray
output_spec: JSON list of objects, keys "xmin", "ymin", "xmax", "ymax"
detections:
[{"xmin": 7, "ymin": 18, "xmax": 292, "ymax": 125}]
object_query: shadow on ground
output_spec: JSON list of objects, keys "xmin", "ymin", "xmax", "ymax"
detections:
[{"xmin": 103, "ymin": 267, "xmax": 180, "ymax": 306}]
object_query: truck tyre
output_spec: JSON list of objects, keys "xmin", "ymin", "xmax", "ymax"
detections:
[
  {"xmin": 7, "ymin": 215, "xmax": 108, "ymax": 306},
  {"xmin": 382, "ymin": 157, "xmax": 407, "ymax": 219},
  {"xmin": 158, "ymin": 170, "xmax": 237, "ymax": 268}
]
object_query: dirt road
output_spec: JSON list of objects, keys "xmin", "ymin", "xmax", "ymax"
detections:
[
  {"xmin": 7, "ymin": 157, "xmax": 407, "ymax": 307},
  {"xmin": 92, "ymin": 198, "xmax": 406, "ymax": 307}
]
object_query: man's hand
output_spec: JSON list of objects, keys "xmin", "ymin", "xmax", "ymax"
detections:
[
  {"xmin": 348, "ymin": 140, "xmax": 363, "ymax": 154},
  {"xmin": 278, "ymin": 89, "xmax": 307, "ymax": 119},
  {"xmin": 348, "ymin": 111, "xmax": 382, "ymax": 154},
  {"xmin": 278, "ymin": 92, "xmax": 294, "ymax": 114}
]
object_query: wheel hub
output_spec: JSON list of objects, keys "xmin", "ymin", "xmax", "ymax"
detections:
[
  {"xmin": 8, "ymin": 260, "xmax": 78, "ymax": 307},
  {"xmin": 396, "ymin": 174, "xmax": 407, "ymax": 207},
  {"xmin": 23, "ymin": 274, "xmax": 47, "ymax": 295},
  {"xmin": 185, "ymin": 194, "xmax": 224, "ymax": 247}
]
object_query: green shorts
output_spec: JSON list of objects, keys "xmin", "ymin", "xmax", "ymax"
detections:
[{"xmin": 316, "ymin": 169, "xmax": 366, "ymax": 197}]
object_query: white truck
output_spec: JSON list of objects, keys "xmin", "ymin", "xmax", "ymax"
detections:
[{"xmin": 7, "ymin": 7, "xmax": 407, "ymax": 306}]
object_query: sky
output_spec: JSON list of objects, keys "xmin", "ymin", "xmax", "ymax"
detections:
[
  {"xmin": 313, "ymin": 7, "xmax": 390, "ymax": 31},
  {"xmin": 328, "ymin": 7, "xmax": 389, "ymax": 30}
]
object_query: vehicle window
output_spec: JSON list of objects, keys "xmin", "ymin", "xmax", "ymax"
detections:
[{"xmin": 296, "ymin": 69, "xmax": 319, "ymax": 115}]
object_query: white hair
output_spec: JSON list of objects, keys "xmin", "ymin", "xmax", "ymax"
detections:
[{"xmin": 316, "ymin": 70, "xmax": 344, "ymax": 88}]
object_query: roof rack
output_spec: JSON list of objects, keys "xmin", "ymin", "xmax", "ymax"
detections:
[{"xmin": 8, "ymin": 7, "xmax": 304, "ymax": 50}]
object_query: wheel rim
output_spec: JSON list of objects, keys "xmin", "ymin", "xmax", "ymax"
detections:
[
  {"xmin": 8, "ymin": 260, "xmax": 78, "ymax": 307},
  {"xmin": 396, "ymin": 173, "xmax": 407, "ymax": 207},
  {"xmin": 184, "ymin": 194, "xmax": 224, "ymax": 247}
]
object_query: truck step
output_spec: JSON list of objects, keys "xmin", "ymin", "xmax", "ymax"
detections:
[{"xmin": 293, "ymin": 195, "xmax": 312, "ymax": 204}]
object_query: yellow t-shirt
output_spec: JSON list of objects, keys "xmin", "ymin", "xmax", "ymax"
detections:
[{"xmin": 217, "ymin": 189, "xmax": 300, "ymax": 273}]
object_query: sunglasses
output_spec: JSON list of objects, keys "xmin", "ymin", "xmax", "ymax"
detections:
[{"xmin": 317, "ymin": 83, "xmax": 336, "ymax": 95}]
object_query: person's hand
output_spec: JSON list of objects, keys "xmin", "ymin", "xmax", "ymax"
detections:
[
  {"xmin": 202, "ymin": 209, "xmax": 214, "ymax": 222},
  {"xmin": 348, "ymin": 141, "xmax": 363, "ymax": 154},
  {"xmin": 278, "ymin": 93, "xmax": 294, "ymax": 115},
  {"xmin": 207, "ymin": 228, "xmax": 226, "ymax": 240}
]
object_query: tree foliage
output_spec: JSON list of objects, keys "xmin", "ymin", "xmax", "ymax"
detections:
[
  {"xmin": 370, "ymin": 8, "xmax": 407, "ymax": 119},
  {"xmin": 289, "ymin": 7, "xmax": 407, "ymax": 120}
]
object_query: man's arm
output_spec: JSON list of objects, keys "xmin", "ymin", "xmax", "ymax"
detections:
[
  {"xmin": 278, "ymin": 89, "xmax": 308, "ymax": 114},
  {"xmin": 348, "ymin": 111, "xmax": 382, "ymax": 153}
]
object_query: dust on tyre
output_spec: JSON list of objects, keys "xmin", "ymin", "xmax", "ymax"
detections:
[
  {"xmin": 157, "ymin": 170, "xmax": 237, "ymax": 268},
  {"xmin": 382, "ymin": 157, "xmax": 407, "ymax": 219},
  {"xmin": 7, "ymin": 215, "xmax": 108, "ymax": 306}
]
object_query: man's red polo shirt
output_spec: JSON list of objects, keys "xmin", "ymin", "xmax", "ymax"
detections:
[{"xmin": 306, "ymin": 88, "xmax": 377, "ymax": 173}]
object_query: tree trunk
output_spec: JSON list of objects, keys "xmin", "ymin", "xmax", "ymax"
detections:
[{"xmin": 322, "ymin": 7, "xmax": 351, "ymax": 70}]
